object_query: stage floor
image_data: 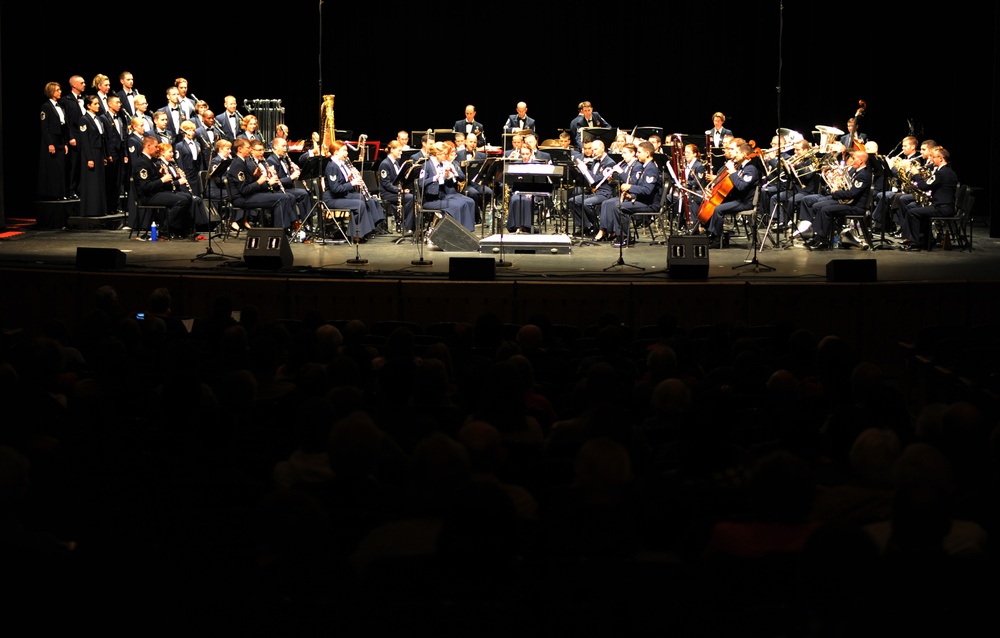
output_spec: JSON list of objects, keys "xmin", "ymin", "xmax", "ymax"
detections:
[{"xmin": 2, "ymin": 218, "xmax": 998, "ymax": 283}]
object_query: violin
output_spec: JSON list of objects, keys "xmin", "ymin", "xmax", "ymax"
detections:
[{"xmin": 697, "ymin": 140, "xmax": 758, "ymax": 224}]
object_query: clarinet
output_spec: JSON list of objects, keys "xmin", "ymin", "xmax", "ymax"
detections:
[{"xmin": 345, "ymin": 160, "xmax": 371, "ymax": 201}]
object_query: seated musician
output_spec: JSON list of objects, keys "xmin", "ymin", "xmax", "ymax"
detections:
[
  {"xmin": 569, "ymin": 101, "xmax": 612, "ymax": 150},
  {"xmin": 379, "ymin": 140, "xmax": 416, "ymax": 234},
  {"xmin": 322, "ymin": 139, "xmax": 382, "ymax": 240},
  {"xmin": 267, "ymin": 137, "xmax": 312, "ymax": 226},
  {"xmin": 648, "ymin": 135, "xmax": 664, "ymax": 154},
  {"xmin": 507, "ymin": 145, "xmax": 551, "ymax": 234},
  {"xmin": 133, "ymin": 135, "xmax": 193, "ymax": 236},
  {"xmin": 662, "ymin": 143, "xmax": 706, "ymax": 227},
  {"xmin": 457, "ymin": 134, "xmax": 491, "ymax": 220},
  {"xmin": 227, "ymin": 138, "xmax": 295, "ymax": 231},
  {"xmin": 773, "ymin": 139, "xmax": 821, "ymax": 228},
  {"xmin": 700, "ymin": 139, "xmax": 759, "ymax": 246},
  {"xmin": 595, "ymin": 143, "xmax": 640, "ymax": 241},
  {"xmin": 595, "ymin": 142, "xmax": 661, "ymax": 245},
  {"xmin": 872, "ymin": 136, "xmax": 922, "ymax": 233},
  {"xmin": 419, "ymin": 141, "xmax": 477, "ymax": 232},
  {"xmin": 803, "ymin": 149, "xmax": 873, "ymax": 249},
  {"xmin": 569, "ymin": 139, "xmax": 616, "ymax": 235},
  {"xmin": 897, "ymin": 146, "xmax": 956, "ymax": 250},
  {"xmin": 887, "ymin": 138, "xmax": 936, "ymax": 233},
  {"xmin": 524, "ymin": 134, "xmax": 551, "ymax": 162},
  {"xmin": 502, "ymin": 101, "xmax": 535, "ymax": 136},
  {"xmin": 507, "ymin": 134, "xmax": 523, "ymax": 159},
  {"xmin": 205, "ymin": 139, "xmax": 232, "ymax": 220}
]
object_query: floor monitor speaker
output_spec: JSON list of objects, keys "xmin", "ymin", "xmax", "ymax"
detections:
[
  {"xmin": 449, "ymin": 257, "xmax": 496, "ymax": 280},
  {"xmin": 429, "ymin": 215, "xmax": 480, "ymax": 252},
  {"xmin": 826, "ymin": 259, "xmax": 877, "ymax": 282},
  {"xmin": 243, "ymin": 228, "xmax": 293, "ymax": 269},
  {"xmin": 667, "ymin": 235, "xmax": 709, "ymax": 280},
  {"xmin": 76, "ymin": 247, "xmax": 126, "ymax": 270}
]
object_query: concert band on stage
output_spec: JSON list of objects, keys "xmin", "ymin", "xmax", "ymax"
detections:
[{"xmin": 40, "ymin": 77, "xmax": 957, "ymax": 251}]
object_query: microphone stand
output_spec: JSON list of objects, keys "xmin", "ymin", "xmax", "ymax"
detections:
[
  {"xmin": 604, "ymin": 174, "xmax": 643, "ymax": 272},
  {"xmin": 408, "ymin": 157, "xmax": 432, "ymax": 266},
  {"xmin": 192, "ymin": 157, "xmax": 240, "ymax": 262}
]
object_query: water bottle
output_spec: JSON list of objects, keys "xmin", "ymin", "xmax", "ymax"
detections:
[
  {"xmin": 150, "ymin": 221, "xmax": 158, "ymax": 242},
  {"xmin": 832, "ymin": 233, "xmax": 839, "ymax": 249}
]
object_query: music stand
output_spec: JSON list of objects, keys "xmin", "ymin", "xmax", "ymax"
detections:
[
  {"xmin": 393, "ymin": 157, "xmax": 421, "ymax": 246},
  {"xmin": 580, "ymin": 126, "xmax": 616, "ymax": 150},
  {"xmin": 192, "ymin": 157, "xmax": 240, "ymax": 262},
  {"xmin": 479, "ymin": 157, "xmax": 512, "ymax": 267},
  {"xmin": 633, "ymin": 126, "xmax": 663, "ymax": 141},
  {"xmin": 604, "ymin": 179, "xmax": 644, "ymax": 272},
  {"xmin": 299, "ymin": 155, "xmax": 340, "ymax": 244},
  {"xmin": 870, "ymin": 155, "xmax": 896, "ymax": 250}
]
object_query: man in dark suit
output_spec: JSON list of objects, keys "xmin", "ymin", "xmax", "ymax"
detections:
[
  {"xmin": 502, "ymin": 102, "xmax": 536, "ymax": 137},
  {"xmin": 174, "ymin": 120, "xmax": 207, "ymax": 197},
  {"xmin": 805, "ymin": 150, "xmax": 873, "ymax": 249},
  {"xmin": 898, "ymin": 146, "xmax": 958, "ymax": 250},
  {"xmin": 453, "ymin": 104, "xmax": 486, "ymax": 146},
  {"xmin": 218, "ymin": 95, "xmax": 242, "ymax": 142},
  {"xmin": 379, "ymin": 140, "xmax": 416, "ymax": 234},
  {"xmin": 61, "ymin": 74, "xmax": 89, "ymax": 197},
  {"xmin": 116, "ymin": 71, "xmax": 138, "ymax": 118},
  {"xmin": 570, "ymin": 139, "xmax": 617, "ymax": 234},
  {"xmin": 569, "ymin": 101, "xmax": 612, "ymax": 150},
  {"xmin": 702, "ymin": 139, "xmax": 759, "ymax": 246},
  {"xmin": 705, "ymin": 111, "xmax": 734, "ymax": 174},
  {"xmin": 267, "ymin": 137, "xmax": 312, "ymax": 226},
  {"xmin": 157, "ymin": 86, "xmax": 185, "ymax": 139},
  {"xmin": 100, "ymin": 95, "xmax": 129, "ymax": 213}
]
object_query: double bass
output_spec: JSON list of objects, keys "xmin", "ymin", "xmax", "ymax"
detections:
[{"xmin": 697, "ymin": 140, "xmax": 757, "ymax": 224}]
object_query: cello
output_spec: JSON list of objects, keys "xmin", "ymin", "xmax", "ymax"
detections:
[{"xmin": 697, "ymin": 140, "xmax": 757, "ymax": 224}]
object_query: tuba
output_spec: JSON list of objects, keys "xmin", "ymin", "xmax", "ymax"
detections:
[{"xmin": 320, "ymin": 95, "xmax": 336, "ymax": 156}]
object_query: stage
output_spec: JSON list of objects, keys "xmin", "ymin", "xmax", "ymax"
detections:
[{"xmin": 2, "ymin": 216, "xmax": 999, "ymax": 365}]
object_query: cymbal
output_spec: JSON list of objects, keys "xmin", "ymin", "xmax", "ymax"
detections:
[{"xmin": 815, "ymin": 125, "xmax": 845, "ymax": 136}]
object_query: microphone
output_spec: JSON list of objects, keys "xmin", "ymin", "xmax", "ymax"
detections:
[{"xmin": 427, "ymin": 128, "xmax": 434, "ymax": 142}]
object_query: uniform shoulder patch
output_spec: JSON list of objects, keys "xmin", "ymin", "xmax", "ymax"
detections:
[
  {"xmin": 237, "ymin": 171, "xmax": 246, "ymax": 182},
  {"xmin": 80, "ymin": 123, "xmax": 87, "ymax": 132},
  {"xmin": 743, "ymin": 173, "xmax": 753, "ymax": 182},
  {"xmin": 645, "ymin": 175, "xmax": 656, "ymax": 183},
  {"xmin": 139, "ymin": 168, "xmax": 148, "ymax": 179},
  {"xmin": 853, "ymin": 179, "xmax": 864, "ymax": 188},
  {"xmin": 380, "ymin": 169, "xmax": 388, "ymax": 178},
  {"xmin": 40, "ymin": 111, "xmax": 46, "ymax": 120}
]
